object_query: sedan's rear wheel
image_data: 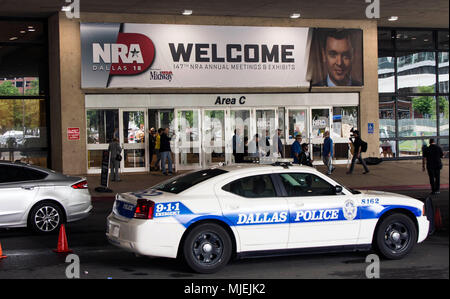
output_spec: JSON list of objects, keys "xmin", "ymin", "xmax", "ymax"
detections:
[
  {"xmin": 182, "ymin": 223, "xmax": 232, "ymax": 274},
  {"xmin": 29, "ymin": 202, "xmax": 64, "ymax": 234}
]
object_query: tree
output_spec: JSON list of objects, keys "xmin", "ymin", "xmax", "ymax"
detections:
[{"xmin": 0, "ymin": 81, "xmax": 20, "ymax": 96}]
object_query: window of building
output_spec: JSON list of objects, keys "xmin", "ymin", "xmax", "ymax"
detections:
[
  {"xmin": 0, "ymin": 19, "xmax": 48, "ymax": 167},
  {"xmin": 378, "ymin": 28, "xmax": 449, "ymax": 159}
]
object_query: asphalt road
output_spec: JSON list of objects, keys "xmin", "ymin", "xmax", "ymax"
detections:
[{"xmin": 0, "ymin": 190, "xmax": 448, "ymax": 279}]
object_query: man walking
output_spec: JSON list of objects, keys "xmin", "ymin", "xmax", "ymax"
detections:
[
  {"xmin": 323, "ymin": 131, "xmax": 335, "ymax": 174},
  {"xmin": 422, "ymin": 139, "xmax": 444, "ymax": 194},
  {"xmin": 160, "ymin": 127, "xmax": 173, "ymax": 175},
  {"xmin": 346, "ymin": 130, "xmax": 369, "ymax": 174}
]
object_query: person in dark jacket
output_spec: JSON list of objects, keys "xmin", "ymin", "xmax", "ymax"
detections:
[
  {"xmin": 160, "ymin": 128, "xmax": 173, "ymax": 175},
  {"xmin": 108, "ymin": 137, "xmax": 122, "ymax": 182},
  {"xmin": 291, "ymin": 135, "xmax": 302, "ymax": 164},
  {"xmin": 148, "ymin": 128, "xmax": 156, "ymax": 171},
  {"xmin": 299, "ymin": 143, "xmax": 313, "ymax": 167},
  {"xmin": 422, "ymin": 139, "xmax": 444, "ymax": 194},
  {"xmin": 346, "ymin": 130, "xmax": 369, "ymax": 174}
]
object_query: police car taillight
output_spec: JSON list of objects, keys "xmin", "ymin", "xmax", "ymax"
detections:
[{"xmin": 134, "ymin": 199, "xmax": 155, "ymax": 219}]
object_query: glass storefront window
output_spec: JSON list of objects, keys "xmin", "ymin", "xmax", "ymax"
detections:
[
  {"xmin": 378, "ymin": 30, "xmax": 394, "ymax": 50},
  {"xmin": 288, "ymin": 109, "xmax": 307, "ymax": 140},
  {"xmin": 379, "ymin": 96, "xmax": 396, "ymax": 138},
  {"xmin": 438, "ymin": 31, "xmax": 449, "ymax": 50},
  {"xmin": 332, "ymin": 106, "xmax": 358, "ymax": 139},
  {"xmin": 86, "ymin": 109, "xmax": 119, "ymax": 144},
  {"xmin": 439, "ymin": 138, "xmax": 449, "ymax": 154},
  {"xmin": 380, "ymin": 139, "xmax": 397, "ymax": 158},
  {"xmin": 438, "ymin": 52, "xmax": 449, "ymax": 94},
  {"xmin": 395, "ymin": 31, "xmax": 434, "ymax": 50},
  {"xmin": 439, "ymin": 96, "xmax": 449, "ymax": 136},
  {"xmin": 397, "ymin": 51, "xmax": 436, "ymax": 94},
  {"xmin": 378, "ymin": 51, "xmax": 395, "ymax": 93},
  {"xmin": 397, "ymin": 96, "xmax": 437, "ymax": 137},
  {"xmin": 398, "ymin": 139, "xmax": 429, "ymax": 157}
]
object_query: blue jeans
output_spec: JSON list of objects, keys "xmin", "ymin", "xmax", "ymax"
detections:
[{"xmin": 161, "ymin": 151, "xmax": 173, "ymax": 174}]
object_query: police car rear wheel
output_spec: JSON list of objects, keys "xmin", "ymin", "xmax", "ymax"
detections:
[
  {"xmin": 375, "ymin": 214, "xmax": 417, "ymax": 260},
  {"xmin": 183, "ymin": 223, "xmax": 232, "ymax": 274}
]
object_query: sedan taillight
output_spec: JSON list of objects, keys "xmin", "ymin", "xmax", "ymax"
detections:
[
  {"xmin": 71, "ymin": 180, "xmax": 88, "ymax": 189},
  {"xmin": 134, "ymin": 199, "xmax": 155, "ymax": 219}
]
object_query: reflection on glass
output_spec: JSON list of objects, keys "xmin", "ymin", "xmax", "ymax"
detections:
[
  {"xmin": 86, "ymin": 109, "xmax": 119, "ymax": 144},
  {"xmin": 397, "ymin": 52, "xmax": 436, "ymax": 94},
  {"xmin": 123, "ymin": 111, "xmax": 145, "ymax": 144},
  {"xmin": 177, "ymin": 110, "xmax": 200, "ymax": 166},
  {"xmin": 87, "ymin": 150, "xmax": 103, "ymax": 169},
  {"xmin": 438, "ymin": 31, "xmax": 449, "ymax": 50},
  {"xmin": 439, "ymin": 96, "xmax": 449, "ymax": 136},
  {"xmin": 438, "ymin": 52, "xmax": 449, "ymax": 93},
  {"xmin": 159, "ymin": 110, "xmax": 174, "ymax": 131},
  {"xmin": 399, "ymin": 139, "xmax": 429, "ymax": 157},
  {"xmin": 397, "ymin": 96, "xmax": 437, "ymax": 137},
  {"xmin": 311, "ymin": 109, "xmax": 329, "ymax": 138},
  {"xmin": 278, "ymin": 107, "xmax": 285, "ymax": 139},
  {"xmin": 288, "ymin": 109, "xmax": 307, "ymax": 141},
  {"xmin": 256, "ymin": 109, "xmax": 276, "ymax": 138},
  {"xmin": 378, "ymin": 52, "xmax": 395, "ymax": 93},
  {"xmin": 203, "ymin": 110, "xmax": 225, "ymax": 164},
  {"xmin": 332, "ymin": 106, "xmax": 358, "ymax": 139},
  {"xmin": 395, "ymin": 31, "xmax": 434, "ymax": 50},
  {"xmin": 379, "ymin": 97, "xmax": 396, "ymax": 138},
  {"xmin": 380, "ymin": 140, "xmax": 397, "ymax": 158},
  {"xmin": 378, "ymin": 30, "xmax": 393, "ymax": 49},
  {"xmin": 124, "ymin": 149, "xmax": 145, "ymax": 168}
]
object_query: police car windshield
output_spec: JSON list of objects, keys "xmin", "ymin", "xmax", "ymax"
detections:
[{"xmin": 153, "ymin": 168, "xmax": 228, "ymax": 194}]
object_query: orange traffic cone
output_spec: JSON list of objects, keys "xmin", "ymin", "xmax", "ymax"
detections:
[
  {"xmin": 434, "ymin": 207, "xmax": 443, "ymax": 231},
  {"xmin": 0, "ymin": 241, "xmax": 7, "ymax": 260},
  {"xmin": 53, "ymin": 224, "xmax": 73, "ymax": 253}
]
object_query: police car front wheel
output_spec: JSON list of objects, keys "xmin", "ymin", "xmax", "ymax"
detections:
[
  {"xmin": 182, "ymin": 223, "xmax": 232, "ymax": 274},
  {"xmin": 375, "ymin": 213, "xmax": 417, "ymax": 260}
]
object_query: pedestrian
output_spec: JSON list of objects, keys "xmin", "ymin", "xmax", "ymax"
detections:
[
  {"xmin": 232, "ymin": 128, "xmax": 244, "ymax": 163},
  {"xmin": 299, "ymin": 143, "xmax": 313, "ymax": 167},
  {"xmin": 108, "ymin": 137, "xmax": 122, "ymax": 182},
  {"xmin": 272, "ymin": 128, "xmax": 284, "ymax": 157},
  {"xmin": 248, "ymin": 134, "xmax": 262, "ymax": 157},
  {"xmin": 322, "ymin": 131, "xmax": 335, "ymax": 174},
  {"xmin": 291, "ymin": 134, "xmax": 302, "ymax": 164},
  {"xmin": 346, "ymin": 130, "xmax": 369, "ymax": 174},
  {"xmin": 148, "ymin": 128, "xmax": 156, "ymax": 171},
  {"xmin": 160, "ymin": 127, "xmax": 173, "ymax": 175},
  {"xmin": 153, "ymin": 128, "xmax": 163, "ymax": 171},
  {"xmin": 422, "ymin": 138, "xmax": 444, "ymax": 194}
]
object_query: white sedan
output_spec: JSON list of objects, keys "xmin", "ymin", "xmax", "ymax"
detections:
[
  {"xmin": 106, "ymin": 161, "xmax": 431, "ymax": 273},
  {"xmin": 0, "ymin": 161, "xmax": 92, "ymax": 233}
]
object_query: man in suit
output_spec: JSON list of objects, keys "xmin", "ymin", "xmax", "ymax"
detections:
[
  {"xmin": 313, "ymin": 30, "xmax": 361, "ymax": 87},
  {"xmin": 422, "ymin": 139, "xmax": 444, "ymax": 195}
]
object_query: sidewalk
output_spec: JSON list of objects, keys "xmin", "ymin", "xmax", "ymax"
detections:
[{"xmin": 86, "ymin": 159, "xmax": 449, "ymax": 198}]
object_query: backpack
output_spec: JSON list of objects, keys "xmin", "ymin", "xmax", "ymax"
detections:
[{"xmin": 361, "ymin": 140, "xmax": 368, "ymax": 153}]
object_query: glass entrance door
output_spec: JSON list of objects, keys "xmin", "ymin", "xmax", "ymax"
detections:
[
  {"xmin": 175, "ymin": 109, "xmax": 201, "ymax": 170},
  {"xmin": 255, "ymin": 108, "xmax": 278, "ymax": 157},
  {"xmin": 120, "ymin": 109, "xmax": 147, "ymax": 172},
  {"xmin": 230, "ymin": 109, "xmax": 252, "ymax": 163},
  {"xmin": 310, "ymin": 107, "xmax": 332, "ymax": 162},
  {"xmin": 203, "ymin": 109, "xmax": 226, "ymax": 166}
]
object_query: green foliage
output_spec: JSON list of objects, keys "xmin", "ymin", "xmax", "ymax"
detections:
[{"xmin": 0, "ymin": 81, "xmax": 20, "ymax": 96}]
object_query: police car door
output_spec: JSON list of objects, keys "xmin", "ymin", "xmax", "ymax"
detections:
[
  {"xmin": 276, "ymin": 172, "xmax": 360, "ymax": 249},
  {"xmin": 216, "ymin": 173, "xmax": 289, "ymax": 252}
]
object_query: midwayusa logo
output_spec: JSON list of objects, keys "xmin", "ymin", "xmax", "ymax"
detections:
[{"xmin": 92, "ymin": 33, "xmax": 155, "ymax": 75}]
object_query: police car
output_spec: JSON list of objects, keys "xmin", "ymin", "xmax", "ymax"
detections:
[{"xmin": 106, "ymin": 160, "xmax": 431, "ymax": 273}]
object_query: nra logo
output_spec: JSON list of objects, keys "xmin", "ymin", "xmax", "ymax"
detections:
[{"xmin": 92, "ymin": 33, "xmax": 155, "ymax": 75}]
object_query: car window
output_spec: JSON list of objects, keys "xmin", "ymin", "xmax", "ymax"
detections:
[
  {"xmin": 222, "ymin": 174, "xmax": 276, "ymax": 198},
  {"xmin": 0, "ymin": 165, "xmax": 48, "ymax": 183},
  {"xmin": 153, "ymin": 168, "xmax": 228, "ymax": 194},
  {"xmin": 278, "ymin": 173, "xmax": 336, "ymax": 196}
]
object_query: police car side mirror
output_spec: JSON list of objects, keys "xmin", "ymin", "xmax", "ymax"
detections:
[{"xmin": 334, "ymin": 185, "xmax": 343, "ymax": 194}]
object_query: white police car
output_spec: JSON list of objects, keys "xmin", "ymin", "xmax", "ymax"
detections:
[{"xmin": 106, "ymin": 161, "xmax": 430, "ymax": 273}]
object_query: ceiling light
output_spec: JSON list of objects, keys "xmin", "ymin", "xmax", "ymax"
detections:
[
  {"xmin": 20, "ymin": 30, "xmax": 26, "ymax": 34},
  {"xmin": 182, "ymin": 10, "xmax": 193, "ymax": 15},
  {"xmin": 28, "ymin": 28, "xmax": 35, "ymax": 32},
  {"xmin": 61, "ymin": 6, "xmax": 71, "ymax": 12},
  {"xmin": 9, "ymin": 37, "xmax": 18, "ymax": 41},
  {"xmin": 290, "ymin": 13, "xmax": 301, "ymax": 19},
  {"xmin": 388, "ymin": 16, "xmax": 398, "ymax": 21},
  {"xmin": 27, "ymin": 25, "xmax": 34, "ymax": 29}
]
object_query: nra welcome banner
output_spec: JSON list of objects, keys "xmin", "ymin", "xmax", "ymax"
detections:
[{"xmin": 80, "ymin": 23, "xmax": 363, "ymax": 88}]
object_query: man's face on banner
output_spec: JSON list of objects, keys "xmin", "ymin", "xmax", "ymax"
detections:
[{"xmin": 322, "ymin": 36, "xmax": 354, "ymax": 85}]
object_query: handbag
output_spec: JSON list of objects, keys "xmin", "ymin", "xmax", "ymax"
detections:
[{"xmin": 116, "ymin": 154, "xmax": 122, "ymax": 162}]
